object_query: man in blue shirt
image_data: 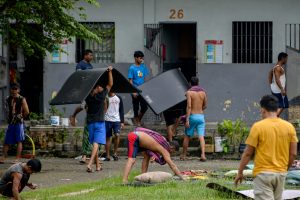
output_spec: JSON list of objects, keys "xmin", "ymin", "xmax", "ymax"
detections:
[
  {"xmin": 128, "ymin": 51, "xmax": 149, "ymax": 126},
  {"xmin": 76, "ymin": 49, "xmax": 93, "ymax": 71}
]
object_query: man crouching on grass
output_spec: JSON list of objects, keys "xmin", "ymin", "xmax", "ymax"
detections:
[
  {"xmin": 123, "ymin": 127, "xmax": 183, "ymax": 183},
  {"xmin": 235, "ymin": 95, "xmax": 298, "ymax": 200},
  {"xmin": 0, "ymin": 159, "xmax": 41, "ymax": 200}
]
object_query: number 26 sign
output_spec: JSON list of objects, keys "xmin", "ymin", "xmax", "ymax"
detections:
[{"xmin": 169, "ymin": 9, "xmax": 184, "ymax": 19}]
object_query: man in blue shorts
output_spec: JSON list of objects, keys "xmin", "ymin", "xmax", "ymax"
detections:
[
  {"xmin": 269, "ymin": 52, "xmax": 289, "ymax": 117},
  {"xmin": 181, "ymin": 77, "xmax": 207, "ymax": 161},
  {"xmin": 85, "ymin": 66, "xmax": 113, "ymax": 172},
  {"xmin": 0, "ymin": 83, "xmax": 29, "ymax": 163}
]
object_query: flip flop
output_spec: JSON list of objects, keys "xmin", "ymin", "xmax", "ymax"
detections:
[
  {"xmin": 200, "ymin": 158, "xmax": 207, "ymax": 162},
  {"xmin": 79, "ymin": 160, "xmax": 86, "ymax": 164},
  {"xmin": 86, "ymin": 166, "xmax": 93, "ymax": 173}
]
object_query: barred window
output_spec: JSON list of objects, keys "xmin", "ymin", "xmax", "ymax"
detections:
[
  {"xmin": 233, "ymin": 21, "xmax": 272, "ymax": 63},
  {"xmin": 76, "ymin": 22, "xmax": 115, "ymax": 63}
]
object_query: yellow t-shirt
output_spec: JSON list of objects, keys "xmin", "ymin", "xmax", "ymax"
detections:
[{"xmin": 246, "ymin": 118, "xmax": 298, "ymax": 177}]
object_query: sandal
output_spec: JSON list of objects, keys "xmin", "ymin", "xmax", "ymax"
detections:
[
  {"xmin": 200, "ymin": 157, "xmax": 207, "ymax": 162},
  {"xmin": 79, "ymin": 160, "xmax": 86, "ymax": 164},
  {"xmin": 86, "ymin": 166, "xmax": 93, "ymax": 173}
]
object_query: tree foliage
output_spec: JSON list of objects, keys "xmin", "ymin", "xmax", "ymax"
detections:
[{"xmin": 0, "ymin": 0, "xmax": 101, "ymax": 56}]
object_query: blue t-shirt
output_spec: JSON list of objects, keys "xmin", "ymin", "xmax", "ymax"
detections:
[
  {"xmin": 127, "ymin": 64, "xmax": 149, "ymax": 86},
  {"xmin": 76, "ymin": 60, "xmax": 93, "ymax": 71}
]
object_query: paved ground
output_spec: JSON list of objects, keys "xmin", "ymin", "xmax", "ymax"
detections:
[{"xmin": 0, "ymin": 157, "xmax": 240, "ymax": 189}]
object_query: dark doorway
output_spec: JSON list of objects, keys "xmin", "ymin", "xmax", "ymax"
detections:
[
  {"xmin": 161, "ymin": 23, "xmax": 197, "ymax": 82},
  {"xmin": 8, "ymin": 24, "xmax": 44, "ymax": 115},
  {"xmin": 20, "ymin": 55, "xmax": 43, "ymax": 114}
]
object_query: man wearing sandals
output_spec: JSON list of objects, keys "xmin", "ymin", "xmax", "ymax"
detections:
[{"xmin": 84, "ymin": 66, "xmax": 113, "ymax": 172}]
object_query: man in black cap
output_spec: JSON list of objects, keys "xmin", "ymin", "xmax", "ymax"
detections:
[{"xmin": 0, "ymin": 83, "xmax": 29, "ymax": 163}]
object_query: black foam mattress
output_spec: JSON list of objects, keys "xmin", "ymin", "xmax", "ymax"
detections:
[
  {"xmin": 50, "ymin": 68, "xmax": 140, "ymax": 105},
  {"xmin": 138, "ymin": 69, "xmax": 189, "ymax": 114}
]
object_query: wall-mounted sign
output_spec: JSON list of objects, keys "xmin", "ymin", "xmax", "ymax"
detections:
[
  {"xmin": 204, "ymin": 40, "xmax": 223, "ymax": 63},
  {"xmin": 51, "ymin": 39, "xmax": 68, "ymax": 63}
]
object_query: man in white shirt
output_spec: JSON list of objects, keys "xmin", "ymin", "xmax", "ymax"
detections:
[
  {"xmin": 269, "ymin": 52, "xmax": 289, "ymax": 117},
  {"xmin": 103, "ymin": 92, "xmax": 124, "ymax": 161}
]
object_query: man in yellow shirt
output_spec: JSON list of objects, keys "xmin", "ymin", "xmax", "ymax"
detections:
[{"xmin": 235, "ymin": 95, "xmax": 298, "ymax": 200}]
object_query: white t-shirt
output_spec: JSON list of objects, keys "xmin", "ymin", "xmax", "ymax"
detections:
[{"xmin": 105, "ymin": 95, "xmax": 121, "ymax": 122}]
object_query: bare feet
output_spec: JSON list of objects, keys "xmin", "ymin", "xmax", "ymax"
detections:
[
  {"xmin": 180, "ymin": 155, "xmax": 186, "ymax": 161},
  {"xmin": 200, "ymin": 156, "xmax": 207, "ymax": 162},
  {"xmin": 96, "ymin": 165, "xmax": 102, "ymax": 171}
]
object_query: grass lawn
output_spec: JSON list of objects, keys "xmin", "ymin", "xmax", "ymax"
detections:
[{"xmin": 17, "ymin": 174, "xmax": 253, "ymax": 200}]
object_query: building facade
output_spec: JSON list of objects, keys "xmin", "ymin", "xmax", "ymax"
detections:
[{"xmin": 1, "ymin": 0, "xmax": 300, "ymax": 124}]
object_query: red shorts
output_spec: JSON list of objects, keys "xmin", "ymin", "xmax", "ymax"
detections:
[{"xmin": 127, "ymin": 132, "xmax": 140, "ymax": 158}]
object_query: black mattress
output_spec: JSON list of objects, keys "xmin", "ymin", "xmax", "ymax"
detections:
[
  {"xmin": 138, "ymin": 69, "xmax": 189, "ymax": 114},
  {"xmin": 50, "ymin": 68, "xmax": 140, "ymax": 105}
]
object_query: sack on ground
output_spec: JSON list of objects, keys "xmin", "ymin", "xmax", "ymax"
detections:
[
  {"xmin": 224, "ymin": 170, "xmax": 253, "ymax": 178},
  {"xmin": 134, "ymin": 171, "xmax": 173, "ymax": 183}
]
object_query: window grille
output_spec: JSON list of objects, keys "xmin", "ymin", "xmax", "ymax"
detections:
[
  {"xmin": 233, "ymin": 21, "xmax": 272, "ymax": 63},
  {"xmin": 286, "ymin": 24, "xmax": 300, "ymax": 51},
  {"xmin": 76, "ymin": 22, "xmax": 115, "ymax": 63}
]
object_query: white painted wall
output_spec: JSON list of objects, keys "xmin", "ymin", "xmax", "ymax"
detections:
[
  {"xmin": 149, "ymin": 0, "xmax": 300, "ymax": 63},
  {"xmin": 45, "ymin": 0, "xmax": 300, "ymax": 64},
  {"xmin": 77, "ymin": 0, "xmax": 144, "ymax": 63}
]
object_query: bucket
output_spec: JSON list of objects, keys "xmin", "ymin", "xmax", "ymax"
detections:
[
  {"xmin": 61, "ymin": 118, "xmax": 69, "ymax": 127},
  {"xmin": 214, "ymin": 137, "xmax": 224, "ymax": 152},
  {"xmin": 50, "ymin": 116, "xmax": 60, "ymax": 126}
]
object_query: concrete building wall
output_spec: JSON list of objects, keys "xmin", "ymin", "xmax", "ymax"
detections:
[
  {"xmin": 45, "ymin": 0, "xmax": 300, "ymax": 65},
  {"xmin": 148, "ymin": 0, "xmax": 300, "ymax": 63},
  {"xmin": 286, "ymin": 48, "xmax": 300, "ymax": 100},
  {"xmin": 41, "ymin": 0, "xmax": 300, "ymax": 124},
  {"xmin": 197, "ymin": 64, "xmax": 273, "ymax": 123},
  {"xmin": 45, "ymin": 0, "xmax": 144, "ymax": 64}
]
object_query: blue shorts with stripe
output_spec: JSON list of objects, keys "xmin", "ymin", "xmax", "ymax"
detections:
[{"xmin": 4, "ymin": 124, "xmax": 25, "ymax": 144}]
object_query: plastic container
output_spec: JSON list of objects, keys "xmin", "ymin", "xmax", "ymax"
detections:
[
  {"xmin": 61, "ymin": 118, "xmax": 69, "ymax": 127},
  {"xmin": 214, "ymin": 137, "xmax": 224, "ymax": 152},
  {"xmin": 50, "ymin": 116, "xmax": 60, "ymax": 126}
]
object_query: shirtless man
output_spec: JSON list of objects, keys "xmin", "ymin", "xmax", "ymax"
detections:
[
  {"xmin": 269, "ymin": 52, "xmax": 288, "ymax": 117},
  {"xmin": 181, "ymin": 77, "xmax": 207, "ymax": 161},
  {"xmin": 123, "ymin": 127, "xmax": 182, "ymax": 184}
]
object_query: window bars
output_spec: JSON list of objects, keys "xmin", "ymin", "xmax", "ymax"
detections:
[
  {"xmin": 76, "ymin": 22, "xmax": 115, "ymax": 63},
  {"xmin": 233, "ymin": 21, "xmax": 273, "ymax": 63},
  {"xmin": 286, "ymin": 24, "xmax": 300, "ymax": 51},
  {"xmin": 144, "ymin": 24, "xmax": 162, "ymax": 56}
]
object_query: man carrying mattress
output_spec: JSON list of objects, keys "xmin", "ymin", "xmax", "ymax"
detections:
[{"xmin": 123, "ymin": 127, "xmax": 182, "ymax": 183}]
